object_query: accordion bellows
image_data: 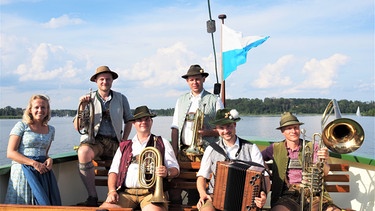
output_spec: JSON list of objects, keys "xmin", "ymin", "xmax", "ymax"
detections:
[{"xmin": 213, "ymin": 161, "xmax": 265, "ymax": 211}]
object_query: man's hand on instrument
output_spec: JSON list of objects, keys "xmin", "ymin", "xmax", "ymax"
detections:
[
  {"xmin": 317, "ymin": 147, "xmax": 329, "ymax": 160},
  {"xmin": 254, "ymin": 191, "xmax": 267, "ymax": 208},
  {"xmin": 196, "ymin": 194, "xmax": 212, "ymax": 209}
]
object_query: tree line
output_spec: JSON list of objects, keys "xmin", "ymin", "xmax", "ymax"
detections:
[{"xmin": 0, "ymin": 98, "xmax": 374, "ymax": 118}]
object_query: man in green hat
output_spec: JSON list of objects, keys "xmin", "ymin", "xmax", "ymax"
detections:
[
  {"xmin": 261, "ymin": 112, "xmax": 340, "ymax": 210},
  {"xmin": 73, "ymin": 65, "xmax": 133, "ymax": 206},
  {"xmin": 170, "ymin": 64, "xmax": 224, "ymax": 204},
  {"xmin": 100, "ymin": 105, "xmax": 179, "ymax": 211},
  {"xmin": 196, "ymin": 108, "xmax": 269, "ymax": 210}
]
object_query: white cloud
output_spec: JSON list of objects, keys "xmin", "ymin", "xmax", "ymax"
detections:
[
  {"xmin": 253, "ymin": 55, "xmax": 295, "ymax": 88},
  {"xmin": 42, "ymin": 14, "xmax": 84, "ymax": 29},
  {"xmin": 299, "ymin": 53, "xmax": 349, "ymax": 89},
  {"xmin": 15, "ymin": 43, "xmax": 82, "ymax": 81}
]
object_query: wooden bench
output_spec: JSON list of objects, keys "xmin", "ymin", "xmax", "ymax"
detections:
[
  {"xmin": 0, "ymin": 204, "xmax": 132, "ymax": 211},
  {"xmin": 92, "ymin": 160, "xmax": 352, "ymax": 210}
]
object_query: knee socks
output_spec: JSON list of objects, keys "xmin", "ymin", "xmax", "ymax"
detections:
[{"xmin": 78, "ymin": 161, "xmax": 97, "ymax": 198}]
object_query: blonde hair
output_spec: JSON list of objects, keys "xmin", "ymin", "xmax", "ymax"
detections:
[{"xmin": 23, "ymin": 94, "xmax": 51, "ymax": 125}]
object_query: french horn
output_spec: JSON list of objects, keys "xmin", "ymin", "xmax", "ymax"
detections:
[{"xmin": 76, "ymin": 89, "xmax": 95, "ymax": 143}]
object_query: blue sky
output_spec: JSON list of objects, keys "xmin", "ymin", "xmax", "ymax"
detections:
[{"xmin": 1, "ymin": 0, "xmax": 374, "ymax": 110}]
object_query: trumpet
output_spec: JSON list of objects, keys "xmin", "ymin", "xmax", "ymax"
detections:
[
  {"xmin": 184, "ymin": 108, "xmax": 204, "ymax": 156},
  {"xmin": 138, "ymin": 137, "xmax": 168, "ymax": 204},
  {"xmin": 76, "ymin": 89, "xmax": 95, "ymax": 143},
  {"xmin": 300, "ymin": 99, "xmax": 364, "ymax": 211}
]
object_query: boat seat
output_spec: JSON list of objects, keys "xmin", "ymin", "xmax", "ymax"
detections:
[
  {"xmin": 92, "ymin": 160, "xmax": 354, "ymax": 211},
  {"xmin": 0, "ymin": 204, "xmax": 132, "ymax": 211}
]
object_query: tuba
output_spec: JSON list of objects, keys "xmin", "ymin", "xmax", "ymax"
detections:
[
  {"xmin": 184, "ymin": 108, "xmax": 204, "ymax": 156},
  {"xmin": 76, "ymin": 89, "xmax": 95, "ymax": 144},
  {"xmin": 138, "ymin": 137, "xmax": 168, "ymax": 204},
  {"xmin": 300, "ymin": 99, "xmax": 364, "ymax": 211}
]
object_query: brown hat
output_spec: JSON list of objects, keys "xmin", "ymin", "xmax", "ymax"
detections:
[
  {"xmin": 276, "ymin": 112, "xmax": 304, "ymax": 130},
  {"xmin": 90, "ymin": 66, "xmax": 119, "ymax": 82},
  {"xmin": 181, "ymin": 64, "xmax": 209, "ymax": 79},
  {"xmin": 210, "ymin": 108, "xmax": 241, "ymax": 126},
  {"xmin": 129, "ymin": 105, "xmax": 157, "ymax": 121}
]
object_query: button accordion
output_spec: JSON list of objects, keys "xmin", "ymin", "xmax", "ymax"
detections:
[{"xmin": 213, "ymin": 161, "xmax": 265, "ymax": 211}]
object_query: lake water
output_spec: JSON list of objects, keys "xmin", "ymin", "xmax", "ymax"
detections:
[{"xmin": 0, "ymin": 115, "xmax": 373, "ymax": 166}]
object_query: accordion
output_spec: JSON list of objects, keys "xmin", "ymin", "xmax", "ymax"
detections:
[{"xmin": 213, "ymin": 161, "xmax": 265, "ymax": 211}]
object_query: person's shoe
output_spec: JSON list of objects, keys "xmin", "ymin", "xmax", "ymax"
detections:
[{"xmin": 77, "ymin": 196, "xmax": 98, "ymax": 207}]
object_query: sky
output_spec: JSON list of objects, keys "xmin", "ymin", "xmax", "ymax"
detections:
[{"xmin": 0, "ymin": 0, "xmax": 374, "ymax": 110}]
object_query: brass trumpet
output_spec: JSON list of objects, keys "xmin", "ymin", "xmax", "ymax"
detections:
[
  {"xmin": 300, "ymin": 99, "xmax": 365, "ymax": 211},
  {"xmin": 76, "ymin": 89, "xmax": 95, "ymax": 143},
  {"xmin": 138, "ymin": 137, "xmax": 168, "ymax": 204}
]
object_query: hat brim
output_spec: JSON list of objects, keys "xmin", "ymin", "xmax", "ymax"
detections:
[
  {"xmin": 181, "ymin": 72, "xmax": 209, "ymax": 79},
  {"xmin": 129, "ymin": 113, "xmax": 157, "ymax": 122},
  {"xmin": 210, "ymin": 118, "xmax": 241, "ymax": 126},
  {"xmin": 90, "ymin": 71, "xmax": 119, "ymax": 82},
  {"xmin": 276, "ymin": 121, "xmax": 304, "ymax": 130}
]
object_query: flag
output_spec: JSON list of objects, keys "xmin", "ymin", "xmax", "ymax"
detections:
[{"xmin": 222, "ymin": 25, "xmax": 269, "ymax": 80}]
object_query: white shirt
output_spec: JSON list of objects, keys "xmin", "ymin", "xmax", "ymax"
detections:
[
  {"xmin": 108, "ymin": 134, "xmax": 179, "ymax": 188},
  {"xmin": 197, "ymin": 137, "xmax": 265, "ymax": 179},
  {"xmin": 171, "ymin": 90, "xmax": 223, "ymax": 145}
]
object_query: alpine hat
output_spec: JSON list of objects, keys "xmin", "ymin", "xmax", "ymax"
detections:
[
  {"xmin": 181, "ymin": 64, "xmax": 209, "ymax": 79},
  {"xmin": 276, "ymin": 112, "xmax": 304, "ymax": 130},
  {"xmin": 129, "ymin": 105, "xmax": 157, "ymax": 121},
  {"xmin": 210, "ymin": 108, "xmax": 241, "ymax": 126},
  {"xmin": 90, "ymin": 66, "xmax": 119, "ymax": 82}
]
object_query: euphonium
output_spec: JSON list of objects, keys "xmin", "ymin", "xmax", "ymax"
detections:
[
  {"xmin": 184, "ymin": 108, "xmax": 204, "ymax": 156},
  {"xmin": 300, "ymin": 99, "xmax": 365, "ymax": 211},
  {"xmin": 76, "ymin": 89, "xmax": 95, "ymax": 143},
  {"xmin": 138, "ymin": 137, "xmax": 168, "ymax": 204}
]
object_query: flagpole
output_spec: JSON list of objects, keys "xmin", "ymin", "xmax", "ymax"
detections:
[{"xmin": 218, "ymin": 14, "xmax": 226, "ymax": 107}]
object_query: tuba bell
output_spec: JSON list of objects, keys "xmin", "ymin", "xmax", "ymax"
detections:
[
  {"xmin": 184, "ymin": 108, "xmax": 204, "ymax": 156},
  {"xmin": 138, "ymin": 137, "xmax": 168, "ymax": 204},
  {"xmin": 300, "ymin": 99, "xmax": 365, "ymax": 211},
  {"xmin": 321, "ymin": 99, "xmax": 364, "ymax": 154},
  {"xmin": 76, "ymin": 89, "xmax": 95, "ymax": 144}
]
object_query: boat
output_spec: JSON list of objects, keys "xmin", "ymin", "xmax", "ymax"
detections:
[
  {"xmin": 0, "ymin": 142, "xmax": 374, "ymax": 210},
  {"xmin": 356, "ymin": 106, "xmax": 361, "ymax": 116},
  {"xmin": 1, "ymin": 3, "xmax": 373, "ymax": 211}
]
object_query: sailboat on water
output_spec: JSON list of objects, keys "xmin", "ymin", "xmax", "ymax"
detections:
[{"xmin": 356, "ymin": 106, "xmax": 361, "ymax": 116}]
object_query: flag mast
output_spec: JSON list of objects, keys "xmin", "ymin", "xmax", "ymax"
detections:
[{"xmin": 218, "ymin": 14, "xmax": 227, "ymax": 107}]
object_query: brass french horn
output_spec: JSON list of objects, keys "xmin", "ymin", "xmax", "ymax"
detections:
[{"xmin": 76, "ymin": 89, "xmax": 95, "ymax": 143}]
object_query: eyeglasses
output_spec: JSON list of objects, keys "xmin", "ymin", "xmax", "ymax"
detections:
[{"xmin": 135, "ymin": 117, "xmax": 151, "ymax": 123}]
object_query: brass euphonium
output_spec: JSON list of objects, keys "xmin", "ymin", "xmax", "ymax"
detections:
[
  {"xmin": 300, "ymin": 99, "xmax": 365, "ymax": 211},
  {"xmin": 138, "ymin": 137, "xmax": 168, "ymax": 204},
  {"xmin": 184, "ymin": 108, "xmax": 204, "ymax": 156},
  {"xmin": 76, "ymin": 89, "xmax": 95, "ymax": 143}
]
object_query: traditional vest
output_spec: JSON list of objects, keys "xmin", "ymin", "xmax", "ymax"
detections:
[
  {"xmin": 176, "ymin": 90, "xmax": 218, "ymax": 149},
  {"xmin": 271, "ymin": 140, "xmax": 332, "ymax": 206},
  {"xmin": 115, "ymin": 134, "xmax": 165, "ymax": 189},
  {"xmin": 78, "ymin": 90, "xmax": 125, "ymax": 142}
]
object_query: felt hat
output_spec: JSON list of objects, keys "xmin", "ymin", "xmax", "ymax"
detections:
[
  {"xmin": 129, "ymin": 105, "xmax": 157, "ymax": 121},
  {"xmin": 90, "ymin": 66, "xmax": 119, "ymax": 82},
  {"xmin": 210, "ymin": 108, "xmax": 241, "ymax": 126},
  {"xmin": 181, "ymin": 64, "xmax": 209, "ymax": 79},
  {"xmin": 276, "ymin": 112, "xmax": 304, "ymax": 130}
]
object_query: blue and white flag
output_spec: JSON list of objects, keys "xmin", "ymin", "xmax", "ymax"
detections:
[{"xmin": 222, "ymin": 25, "xmax": 269, "ymax": 80}]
